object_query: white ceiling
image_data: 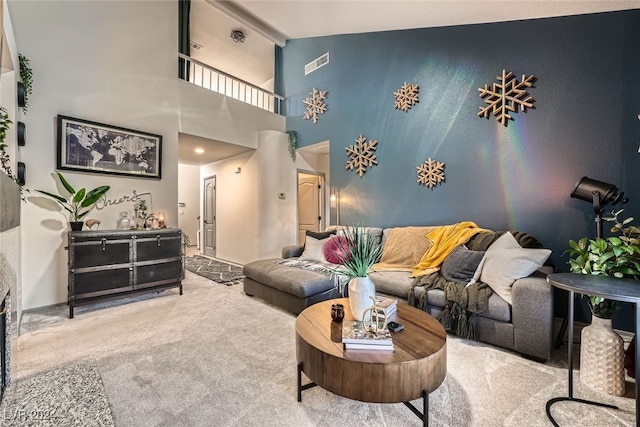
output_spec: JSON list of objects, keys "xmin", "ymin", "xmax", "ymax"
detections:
[
  {"xmin": 220, "ymin": 0, "xmax": 640, "ymax": 43},
  {"xmin": 180, "ymin": 0, "xmax": 640, "ymax": 166}
]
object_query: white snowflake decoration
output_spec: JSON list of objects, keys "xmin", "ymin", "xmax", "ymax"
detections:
[
  {"xmin": 394, "ymin": 82, "xmax": 420, "ymax": 112},
  {"xmin": 303, "ymin": 88, "xmax": 327, "ymax": 124},
  {"xmin": 346, "ymin": 134, "xmax": 378, "ymax": 177},
  {"xmin": 478, "ymin": 69, "xmax": 535, "ymax": 126},
  {"xmin": 417, "ymin": 158, "xmax": 445, "ymax": 189}
]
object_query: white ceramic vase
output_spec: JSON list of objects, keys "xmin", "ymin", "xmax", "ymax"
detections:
[
  {"xmin": 580, "ymin": 316, "xmax": 625, "ymax": 396},
  {"xmin": 348, "ymin": 276, "xmax": 376, "ymax": 322}
]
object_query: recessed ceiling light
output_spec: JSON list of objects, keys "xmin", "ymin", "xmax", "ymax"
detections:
[{"xmin": 194, "ymin": 148, "xmax": 204, "ymax": 154}]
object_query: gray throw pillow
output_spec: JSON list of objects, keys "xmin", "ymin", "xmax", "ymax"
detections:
[
  {"xmin": 305, "ymin": 230, "xmax": 336, "ymax": 241},
  {"xmin": 441, "ymin": 245, "xmax": 485, "ymax": 285}
]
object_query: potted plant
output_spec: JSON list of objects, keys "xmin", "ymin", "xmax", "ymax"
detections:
[
  {"xmin": 334, "ymin": 225, "xmax": 382, "ymax": 321},
  {"xmin": 566, "ymin": 209, "xmax": 640, "ymax": 395},
  {"xmin": 36, "ymin": 171, "xmax": 110, "ymax": 231}
]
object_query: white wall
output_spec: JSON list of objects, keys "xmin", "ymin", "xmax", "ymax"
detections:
[
  {"xmin": 9, "ymin": 0, "xmax": 288, "ymax": 309},
  {"xmin": 10, "ymin": 1, "xmax": 180, "ymax": 310},
  {"xmin": 200, "ymin": 131, "xmax": 297, "ymax": 264},
  {"xmin": 177, "ymin": 163, "xmax": 200, "ymax": 246}
]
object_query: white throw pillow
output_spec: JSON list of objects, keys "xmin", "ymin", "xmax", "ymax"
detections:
[
  {"xmin": 479, "ymin": 232, "xmax": 551, "ymax": 304},
  {"xmin": 299, "ymin": 235, "xmax": 331, "ymax": 262}
]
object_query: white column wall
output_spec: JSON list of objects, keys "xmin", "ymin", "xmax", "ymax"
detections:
[{"xmin": 177, "ymin": 163, "xmax": 200, "ymax": 246}]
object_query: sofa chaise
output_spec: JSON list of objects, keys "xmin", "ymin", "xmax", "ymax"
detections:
[{"xmin": 243, "ymin": 224, "xmax": 554, "ymax": 360}]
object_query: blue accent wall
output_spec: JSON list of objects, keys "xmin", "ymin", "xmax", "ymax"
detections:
[{"xmin": 282, "ymin": 10, "xmax": 640, "ymax": 328}]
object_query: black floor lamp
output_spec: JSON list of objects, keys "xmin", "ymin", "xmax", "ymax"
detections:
[{"xmin": 554, "ymin": 176, "xmax": 628, "ymax": 349}]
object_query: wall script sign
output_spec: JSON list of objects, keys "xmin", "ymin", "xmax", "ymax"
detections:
[{"xmin": 95, "ymin": 190, "xmax": 152, "ymax": 210}]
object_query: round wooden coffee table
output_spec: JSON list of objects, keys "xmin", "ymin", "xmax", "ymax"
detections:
[{"xmin": 296, "ymin": 298, "xmax": 447, "ymax": 426}]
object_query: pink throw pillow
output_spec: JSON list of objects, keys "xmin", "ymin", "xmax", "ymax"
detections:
[{"xmin": 324, "ymin": 235, "xmax": 350, "ymax": 265}]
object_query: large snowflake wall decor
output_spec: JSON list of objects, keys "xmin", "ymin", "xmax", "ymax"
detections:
[
  {"xmin": 346, "ymin": 134, "xmax": 378, "ymax": 177},
  {"xmin": 303, "ymin": 88, "xmax": 327, "ymax": 124},
  {"xmin": 417, "ymin": 158, "xmax": 445, "ymax": 189},
  {"xmin": 394, "ymin": 82, "xmax": 420, "ymax": 112},
  {"xmin": 478, "ymin": 69, "xmax": 535, "ymax": 126}
]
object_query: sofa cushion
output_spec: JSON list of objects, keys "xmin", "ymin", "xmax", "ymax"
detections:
[
  {"xmin": 306, "ymin": 230, "xmax": 336, "ymax": 240},
  {"xmin": 299, "ymin": 235, "xmax": 332, "ymax": 262},
  {"xmin": 368, "ymin": 271, "xmax": 413, "ymax": 299},
  {"xmin": 324, "ymin": 235, "xmax": 350, "ymax": 264},
  {"xmin": 440, "ymin": 245, "xmax": 485, "ymax": 285},
  {"xmin": 243, "ymin": 259, "xmax": 335, "ymax": 298},
  {"xmin": 374, "ymin": 226, "xmax": 435, "ymax": 271},
  {"xmin": 478, "ymin": 232, "xmax": 551, "ymax": 304},
  {"xmin": 425, "ymin": 289, "xmax": 512, "ymax": 322}
]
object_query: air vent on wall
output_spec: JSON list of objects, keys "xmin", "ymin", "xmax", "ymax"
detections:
[{"xmin": 305, "ymin": 52, "xmax": 329, "ymax": 75}]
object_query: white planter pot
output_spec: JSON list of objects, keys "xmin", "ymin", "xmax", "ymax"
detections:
[
  {"xmin": 580, "ymin": 316, "xmax": 625, "ymax": 396},
  {"xmin": 348, "ymin": 276, "xmax": 376, "ymax": 322}
]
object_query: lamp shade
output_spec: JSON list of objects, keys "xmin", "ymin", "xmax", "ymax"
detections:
[{"xmin": 570, "ymin": 176, "xmax": 625, "ymax": 207}]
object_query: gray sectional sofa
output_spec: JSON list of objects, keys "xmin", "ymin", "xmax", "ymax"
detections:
[{"xmin": 243, "ymin": 225, "xmax": 554, "ymax": 360}]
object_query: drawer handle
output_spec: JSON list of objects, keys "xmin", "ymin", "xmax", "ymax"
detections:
[
  {"xmin": 101, "ymin": 238, "xmax": 107, "ymax": 251},
  {"xmin": 157, "ymin": 235, "xmax": 161, "ymax": 247}
]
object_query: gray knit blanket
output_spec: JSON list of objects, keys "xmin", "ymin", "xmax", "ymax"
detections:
[{"xmin": 408, "ymin": 230, "xmax": 546, "ymax": 339}]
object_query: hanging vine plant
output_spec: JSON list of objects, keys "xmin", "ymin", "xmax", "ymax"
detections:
[
  {"xmin": 0, "ymin": 106, "xmax": 15, "ymax": 179},
  {"xmin": 286, "ymin": 130, "xmax": 297, "ymax": 161},
  {"xmin": 18, "ymin": 53, "xmax": 33, "ymax": 114}
]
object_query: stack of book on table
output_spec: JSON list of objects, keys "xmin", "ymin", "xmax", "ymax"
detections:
[
  {"xmin": 342, "ymin": 320, "xmax": 394, "ymax": 351},
  {"xmin": 374, "ymin": 296, "xmax": 397, "ymax": 318}
]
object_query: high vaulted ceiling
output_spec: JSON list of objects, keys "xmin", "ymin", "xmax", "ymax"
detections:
[
  {"xmin": 215, "ymin": 0, "xmax": 640, "ymax": 45},
  {"xmin": 181, "ymin": 0, "xmax": 639, "ymax": 166}
]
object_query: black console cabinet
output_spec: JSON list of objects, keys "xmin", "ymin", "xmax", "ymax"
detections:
[{"xmin": 68, "ymin": 228, "xmax": 183, "ymax": 318}]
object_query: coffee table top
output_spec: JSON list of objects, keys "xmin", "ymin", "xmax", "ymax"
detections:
[{"xmin": 295, "ymin": 298, "xmax": 447, "ymax": 402}]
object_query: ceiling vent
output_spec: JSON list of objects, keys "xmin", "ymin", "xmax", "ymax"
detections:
[
  {"xmin": 190, "ymin": 41, "xmax": 203, "ymax": 50},
  {"xmin": 305, "ymin": 52, "xmax": 329, "ymax": 75}
]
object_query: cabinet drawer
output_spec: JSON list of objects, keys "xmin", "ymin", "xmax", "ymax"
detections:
[
  {"xmin": 136, "ymin": 261, "xmax": 181, "ymax": 286},
  {"xmin": 71, "ymin": 241, "xmax": 130, "ymax": 268},
  {"xmin": 71, "ymin": 269, "xmax": 131, "ymax": 297},
  {"xmin": 136, "ymin": 235, "xmax": 181, "ymax": 262}
]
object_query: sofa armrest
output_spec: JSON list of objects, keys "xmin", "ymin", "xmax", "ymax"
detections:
[
  {"xmin": 511, "ymin": 270, "xmax": 554, "ymax": 360},
  {"xmin": 282, "ymin": 245, "xmax": 304, "ymax": 259}
]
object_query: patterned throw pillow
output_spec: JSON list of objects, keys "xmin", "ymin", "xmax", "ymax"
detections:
[{"xmin": 324, "ymin": 235, "xmax": 350, "ymax": 265}]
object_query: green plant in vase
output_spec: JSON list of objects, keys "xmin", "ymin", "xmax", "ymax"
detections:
[
  {"xmin": 36, "ymin": 171, "xmax": 110, "ymax": 231},
  {"xmin": 333, "ymin": 225, "xmax": 383, "ymax": 322},
  {"xmin": 567, "ymin": 209, "xmax": 640, "ymax": 318}
]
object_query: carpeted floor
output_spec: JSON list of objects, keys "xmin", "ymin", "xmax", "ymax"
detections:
[
  {"xmin": 0, "ymin": 360, "xmax": 114, "ymax": 426},
  {"xmin": 9, "ymin": 272, "xmax": 638, "ymax": 426},
  {"xmin": 183, "ymin": 256, "xmax": 244, "ymax": 285}
]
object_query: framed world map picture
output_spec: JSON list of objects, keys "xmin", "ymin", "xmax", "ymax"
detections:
[{"xmin": 57, "ymin": 115, "xmax": 162, "ymax": 179}]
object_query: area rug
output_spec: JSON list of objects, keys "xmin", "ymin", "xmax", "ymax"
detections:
[
  {"xmin": 183, "ymin": 256, "xmax": 244, "ymax": 285},
  {"xmin": 0, "ymin": 360, "xmax": 114, "ymax": 426}
]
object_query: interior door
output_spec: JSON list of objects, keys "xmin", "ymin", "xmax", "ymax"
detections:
[
  {"xmin": 298, "ymin": 172, "xmax": 323, "ymax": 244},
  {"xmin": 203, "ymin": 176, "xmax": 216, "ymax": 258}
]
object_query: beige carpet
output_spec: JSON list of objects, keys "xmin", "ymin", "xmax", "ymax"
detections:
[{"xmin": 10, "ymin": 272, "xmax": 637, "ymax": 426}]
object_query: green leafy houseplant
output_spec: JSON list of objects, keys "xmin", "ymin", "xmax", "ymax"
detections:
[
  {"xmin": 336, "ymin": 225, "xmax": 383, "ymax": 280},
  {"xmin": 567, "ymin": 209, "xmax": 640, "ymax": 318},
  {"xmin": 36, "ymin": 171, "xmax": 110, "ymax": 223},
  {"xmin": 286, "ymin": 130, "xmax": 297, "ymax": 161}
]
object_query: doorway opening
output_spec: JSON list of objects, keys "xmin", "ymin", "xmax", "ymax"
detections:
[
  {"xmin": 203, "ymin": 175, "xmax": 216, "ymax": 258},
  {"xmin": 297, "ymin": 171, "xmax": 325, "ymax": 245}
]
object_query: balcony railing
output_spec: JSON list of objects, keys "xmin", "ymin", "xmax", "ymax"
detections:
[{"xmin": 178, "ymin": 53, "xmax": 284, "ymax": 115}]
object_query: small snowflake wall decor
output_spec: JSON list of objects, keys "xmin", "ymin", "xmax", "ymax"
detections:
[
  {"xmin": 303, "ymin": 88, "xmax": 327, "ymax": 124},
  {"xmin": 478, "ymin": 69, "xmax": 535, "ymax": 126},
  {"xmin": 394, "ymin": 82, "xmax": 419, "ymax": 112},
  {"xmin": 346, "ymin": 134, "xmax": 378, "ymax": 177},
  {"xmin": 417, "ymin": 158, "xmax": 445, "ymax": 189}
]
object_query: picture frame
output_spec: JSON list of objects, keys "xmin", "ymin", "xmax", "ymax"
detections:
[{"xmin": 57, "ymin": 115, "xmax": 162, "ymax": 179}]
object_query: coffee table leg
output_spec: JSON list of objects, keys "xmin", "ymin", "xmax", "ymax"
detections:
[
  {"xmin": 403, "ymin": 389, "xmax": 429, "ymax": 426},
  {"xmin": 297, "ymin": 362, "xmax": 317, "ymax": 402}
]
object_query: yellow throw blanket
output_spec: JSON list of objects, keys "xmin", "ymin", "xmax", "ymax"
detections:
[{"xmin": 411, "ymin": 221, "xmax": 488, "ymax": 277}]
